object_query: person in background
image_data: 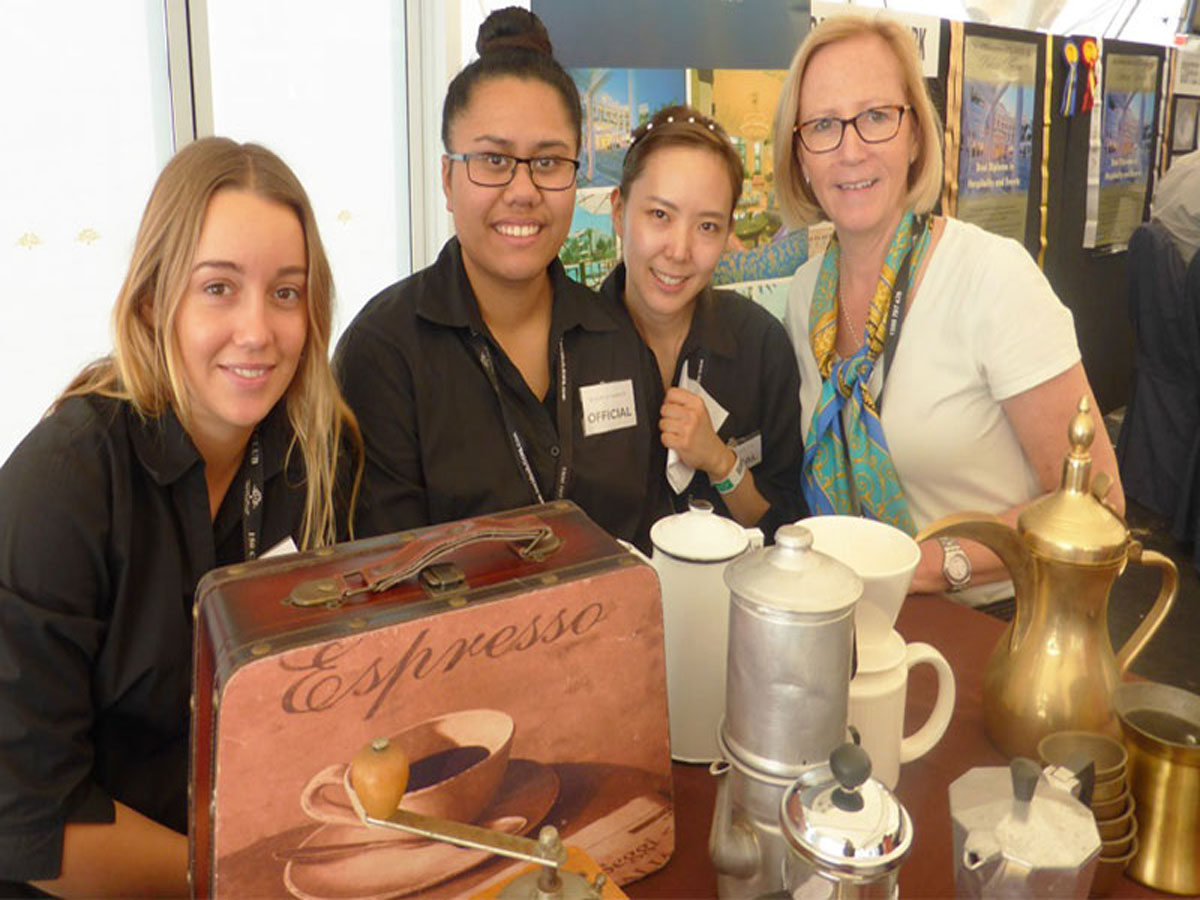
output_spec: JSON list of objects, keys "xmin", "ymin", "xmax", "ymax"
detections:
[
  {"xmin": 337, "ymin": 7, "xmax": 665, "ymax": 550},
  {"xmin": 1151, "ymin": 147, "xmax": 1200, "ymax": 267},
  {"xmin": 0, "ymin": 137, "xmax": 360, "ymax": 896},
  {"xmin": 602, "ymin": 105, "xmax": 804, "ymax": 538},
  {"xmin": 775, "ymin": 13, "xmax": 1123, "ymax": 605}
]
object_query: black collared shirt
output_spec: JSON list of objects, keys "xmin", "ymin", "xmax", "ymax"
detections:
[
  {"xmin": 335, "ymin": 238, "xmax": 667, "ymax": 551},
  {"xmin": 600, "ymin": 264, "xmax": 806, "ymax": 539},
  {"xmin": 0, "ymin": 395, "xmax": 305, "ymax": 885}
]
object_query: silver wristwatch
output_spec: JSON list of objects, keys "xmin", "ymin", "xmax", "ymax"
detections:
[{"xmin": 938, "ymin": 537, "xmax": 971, "ymax": 592}]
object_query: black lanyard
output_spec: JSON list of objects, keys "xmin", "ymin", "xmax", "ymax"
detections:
[
  {"xmin": 878, "ymin": 215, "xmax": 929, "ymax": 408},
  {"xmin": 472, "ymin": 333, "xmax": 574, "ymax": 505},
  {"xmin": 240, "ymin": 430, "xmax": 264, "ymax": 559}
]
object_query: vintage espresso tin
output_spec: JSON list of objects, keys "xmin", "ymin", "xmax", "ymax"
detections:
[{"xmin": 190, "ymin": 501, "xmax": 674, "ymax": 899}]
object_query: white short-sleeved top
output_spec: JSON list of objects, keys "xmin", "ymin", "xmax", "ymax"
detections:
[{"xmin": 786, "ymin": 217, "xmax": 1081, "ymax": 536}]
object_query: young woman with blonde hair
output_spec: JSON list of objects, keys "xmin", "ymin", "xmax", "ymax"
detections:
[{"xmin": 0, "ymin": 136, "xmax": 359, "ymax": 896}]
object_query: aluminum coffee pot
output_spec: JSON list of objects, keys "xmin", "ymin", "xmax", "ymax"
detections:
[
  {"xmin": 917, "ymin": 398, "xmax": 1177, "ymax": 759},
  {"xmin": 950, "ymin": 758, "xmax": 1100, "ymax": 898},
  {"xmin": 722, "ymin": 524, "xmax": 861, "ymax": 772},
  {"xmin": 709, "ymin": 524, "xmax": 861, "ymax": 899}
]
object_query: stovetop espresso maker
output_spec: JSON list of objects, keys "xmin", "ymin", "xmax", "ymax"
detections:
[{"xmin": 709, "ymin": 525, "xmax": 862, "ymax": 899}]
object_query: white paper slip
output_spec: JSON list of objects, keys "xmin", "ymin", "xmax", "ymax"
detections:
[{"xmin": 665, "ymin": 362, "xmax": 731, "ymax": 493}]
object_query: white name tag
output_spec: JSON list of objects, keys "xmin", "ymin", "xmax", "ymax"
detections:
[
  {"xmin": 579, "ymin": 379, "xmax": 638, "ymax": 437},
  {"xmin": 732, "ymin": 432, "xmax": 763, "ymax": 469}
]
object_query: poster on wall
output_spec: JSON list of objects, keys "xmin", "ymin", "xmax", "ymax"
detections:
[
  {"xmin": 563, "ymin": 68, "xmax": 686, "ymax": 287},
  {"xmin": 1085, "ymin": 53, "xmax": 1158, "ymax": 249},
  {"xmin": 690, "ymin": 68, "xmax": 807, "ymax": 299},
  {"xmin": 956, "ymin": 35, "xmax": 1038, "ymax": 242},
  {"xmin": 1174, "ymin": 96, "xmax": 1199, "ymax": 153},
  {"xmin": 1174, "ymin": 42, "xmax": 1200, "ymax": 97}
]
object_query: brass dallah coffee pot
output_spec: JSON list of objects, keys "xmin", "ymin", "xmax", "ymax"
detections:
[{"xmin": 917, "ymin": 399, "xmax": 1178, "ymax": 759}]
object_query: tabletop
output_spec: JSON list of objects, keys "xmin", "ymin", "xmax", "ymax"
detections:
[{"xmin": 628, "ymin": 594, "xmax": 1161, "ymax": 898}]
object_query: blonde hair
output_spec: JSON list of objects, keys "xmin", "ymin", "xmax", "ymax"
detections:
[
  {"xmin": 59, "ymin": 137, "xmax": 361, "ymax": 549},
  {"xmin": 772, "ymin": 12, "xmax": 943, "ymax": 228}
]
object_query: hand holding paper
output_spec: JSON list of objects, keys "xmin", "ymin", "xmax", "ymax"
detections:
[{"xmin": 663, "ymin": 363, "xmax": 730, "ymax": 494}]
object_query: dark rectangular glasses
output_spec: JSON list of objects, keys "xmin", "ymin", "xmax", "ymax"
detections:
[
  {"xmin": 445, "ymin": 152, "xmax": 580, "ymax": 190},
  {"xmin": 794, "ymin": 105, "xmax": 912, "ymax": 154}
]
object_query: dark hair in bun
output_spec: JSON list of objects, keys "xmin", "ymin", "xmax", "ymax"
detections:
[
  {"xmin": 476, "ymin": 6, "xmax": 552, "ymax": 56},
  {"xmin": 441, "ymin": 7, "xmax": 582, "ymax": 151}
]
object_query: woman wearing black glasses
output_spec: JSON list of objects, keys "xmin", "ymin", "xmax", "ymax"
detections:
[
  {"xmin": 777, "ymin": 13, "xmax": 1122, "ymax": 605},
  {"xmin": 337, "ymin": 7, "xmax": 664, "ymax": 549}
]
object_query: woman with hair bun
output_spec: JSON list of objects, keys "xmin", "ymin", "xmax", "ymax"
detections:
[
  {"xmin": 602, "ymin": 105, "xmax": 805, "ymax": 538},
  {"xmin": 0, "ymin": 137, "xmax": 360, "ymax": 895},
  {"xmin": 338, "ymin": 7, "xmax": 665, "ymax": 549}
]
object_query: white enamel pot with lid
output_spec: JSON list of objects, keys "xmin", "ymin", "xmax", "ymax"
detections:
[{"xmin": 650, "ymin": 499, "xmax": 762, "ymax": 762}]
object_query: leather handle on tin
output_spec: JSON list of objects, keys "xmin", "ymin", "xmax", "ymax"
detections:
[
  {"xmin": 288, "ymin": 514, "xmax": 561, "ymax": 608},
  {"xmin": 1115, "ymin": 544, "xmax": 1177, "ymax": 673}
]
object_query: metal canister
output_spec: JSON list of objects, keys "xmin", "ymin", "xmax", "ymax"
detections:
[
  {"xmin": 722, "ymin": 524, "xmax": 861, "ymax": 776},
  {"xmin": 1114, "ymin": 681, "xmax": 1200, "ymax": 895}
]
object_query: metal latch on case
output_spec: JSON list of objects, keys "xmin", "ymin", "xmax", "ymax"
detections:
[{"xmin": 419, "ymin": 562, "xmax": 467, "ymax": 596}]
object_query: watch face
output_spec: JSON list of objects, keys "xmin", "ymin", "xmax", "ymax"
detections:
[{"xmin": 946, "ymin": 554, "xmax": 970, "ymax": 583}]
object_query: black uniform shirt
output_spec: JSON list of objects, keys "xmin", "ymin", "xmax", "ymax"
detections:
[
  {"xmin": 336, "ymin": 239, "xmax": 668, "ymax": 551},
  {"xmin": 600, "ymin": 264, "xmax": 806, "ymax": 539},
  {"xmin": 0, "ymin": 395, "xmax": 305, "ymax": 884}
]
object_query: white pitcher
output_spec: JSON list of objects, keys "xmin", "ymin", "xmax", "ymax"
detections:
[
  {"xmin": 649, "ymin": 499, "xmax": 761, "ymax": 762},
  {"xmin": 849, "ymin": 628, "xmax": 955, "ymax": 789}
]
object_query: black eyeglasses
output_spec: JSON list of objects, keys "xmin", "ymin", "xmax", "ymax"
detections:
[
  {"xmin": 793, "ymin": 105, "xmax": 912, "ymax": 154},
  {"xmin": 445, "ymin": 152, "xmax": 580, "ymax": 190}
]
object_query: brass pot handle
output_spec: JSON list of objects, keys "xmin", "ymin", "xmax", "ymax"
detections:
[{"xmin": 1115, "ymin": 545, "xmax": 1178, "ymax": 673}]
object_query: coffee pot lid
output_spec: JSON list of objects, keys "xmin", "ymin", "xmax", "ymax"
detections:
[
  {"xmin": 1018, "ymin": 398, "xmax": 1128, "ymax": 563},
  {"xmin": 724, "ymin": 524, "xmax": 861, "ymax": 615},
  {"xmin": 650, "ymin": 499, "xmax": 749, "ymax": 562},
  {"xmin": 780, "ymin": 743, "xmax": 912, "ymax": 878}
]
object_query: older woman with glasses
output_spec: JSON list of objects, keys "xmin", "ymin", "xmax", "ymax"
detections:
[
  {"xmin": 777, "ymin": 13, "xmax": 1122, "ymax": 605},
  {"xmin": 336, "ymin": 7, "xmax": 665, "ymax": 549}
]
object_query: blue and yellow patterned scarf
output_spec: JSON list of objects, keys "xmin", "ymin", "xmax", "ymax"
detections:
[{"xmin": 802, "ymin": 212, "xmax": 930, "ymax": 534}]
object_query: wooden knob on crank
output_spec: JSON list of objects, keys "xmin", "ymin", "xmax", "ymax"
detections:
[{"xmin": 350, "ymin": 737, "xmax": 411, "ymax": 819}]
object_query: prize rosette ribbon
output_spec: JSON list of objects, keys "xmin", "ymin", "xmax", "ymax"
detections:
[
  {"xmin": 1061, "ymin": 40, "xmax": 1079, "ymax": 117},
  {"xmin": 1080, "ymin": 38, "xmax": 1099, "ymax": 113}
]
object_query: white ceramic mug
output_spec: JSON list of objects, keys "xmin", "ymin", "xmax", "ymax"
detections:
[
  {"xmin": 849, "ymin": 629, "xmax": 955, "ymax": 789},
  {"xmin": 796, "ymin": 515, "xmax": 920, "ymax": 647}
]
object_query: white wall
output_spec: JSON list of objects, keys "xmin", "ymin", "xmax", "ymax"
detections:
[
  {"xmin": 1, "ymin": 1, "xmax": 173, "ymax": 462},
  {"xmin": 0, "ymin": 0, "xmax": 426, "ymax": 463}
]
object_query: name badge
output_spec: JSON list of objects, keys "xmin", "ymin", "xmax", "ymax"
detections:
[
  {"xmin": 732, "ymin": 432, "xmax": 763, "ymax": 469},
  {"xmin": 579, "ymin": 379, "xmax": 638, "ymax": 437}
]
